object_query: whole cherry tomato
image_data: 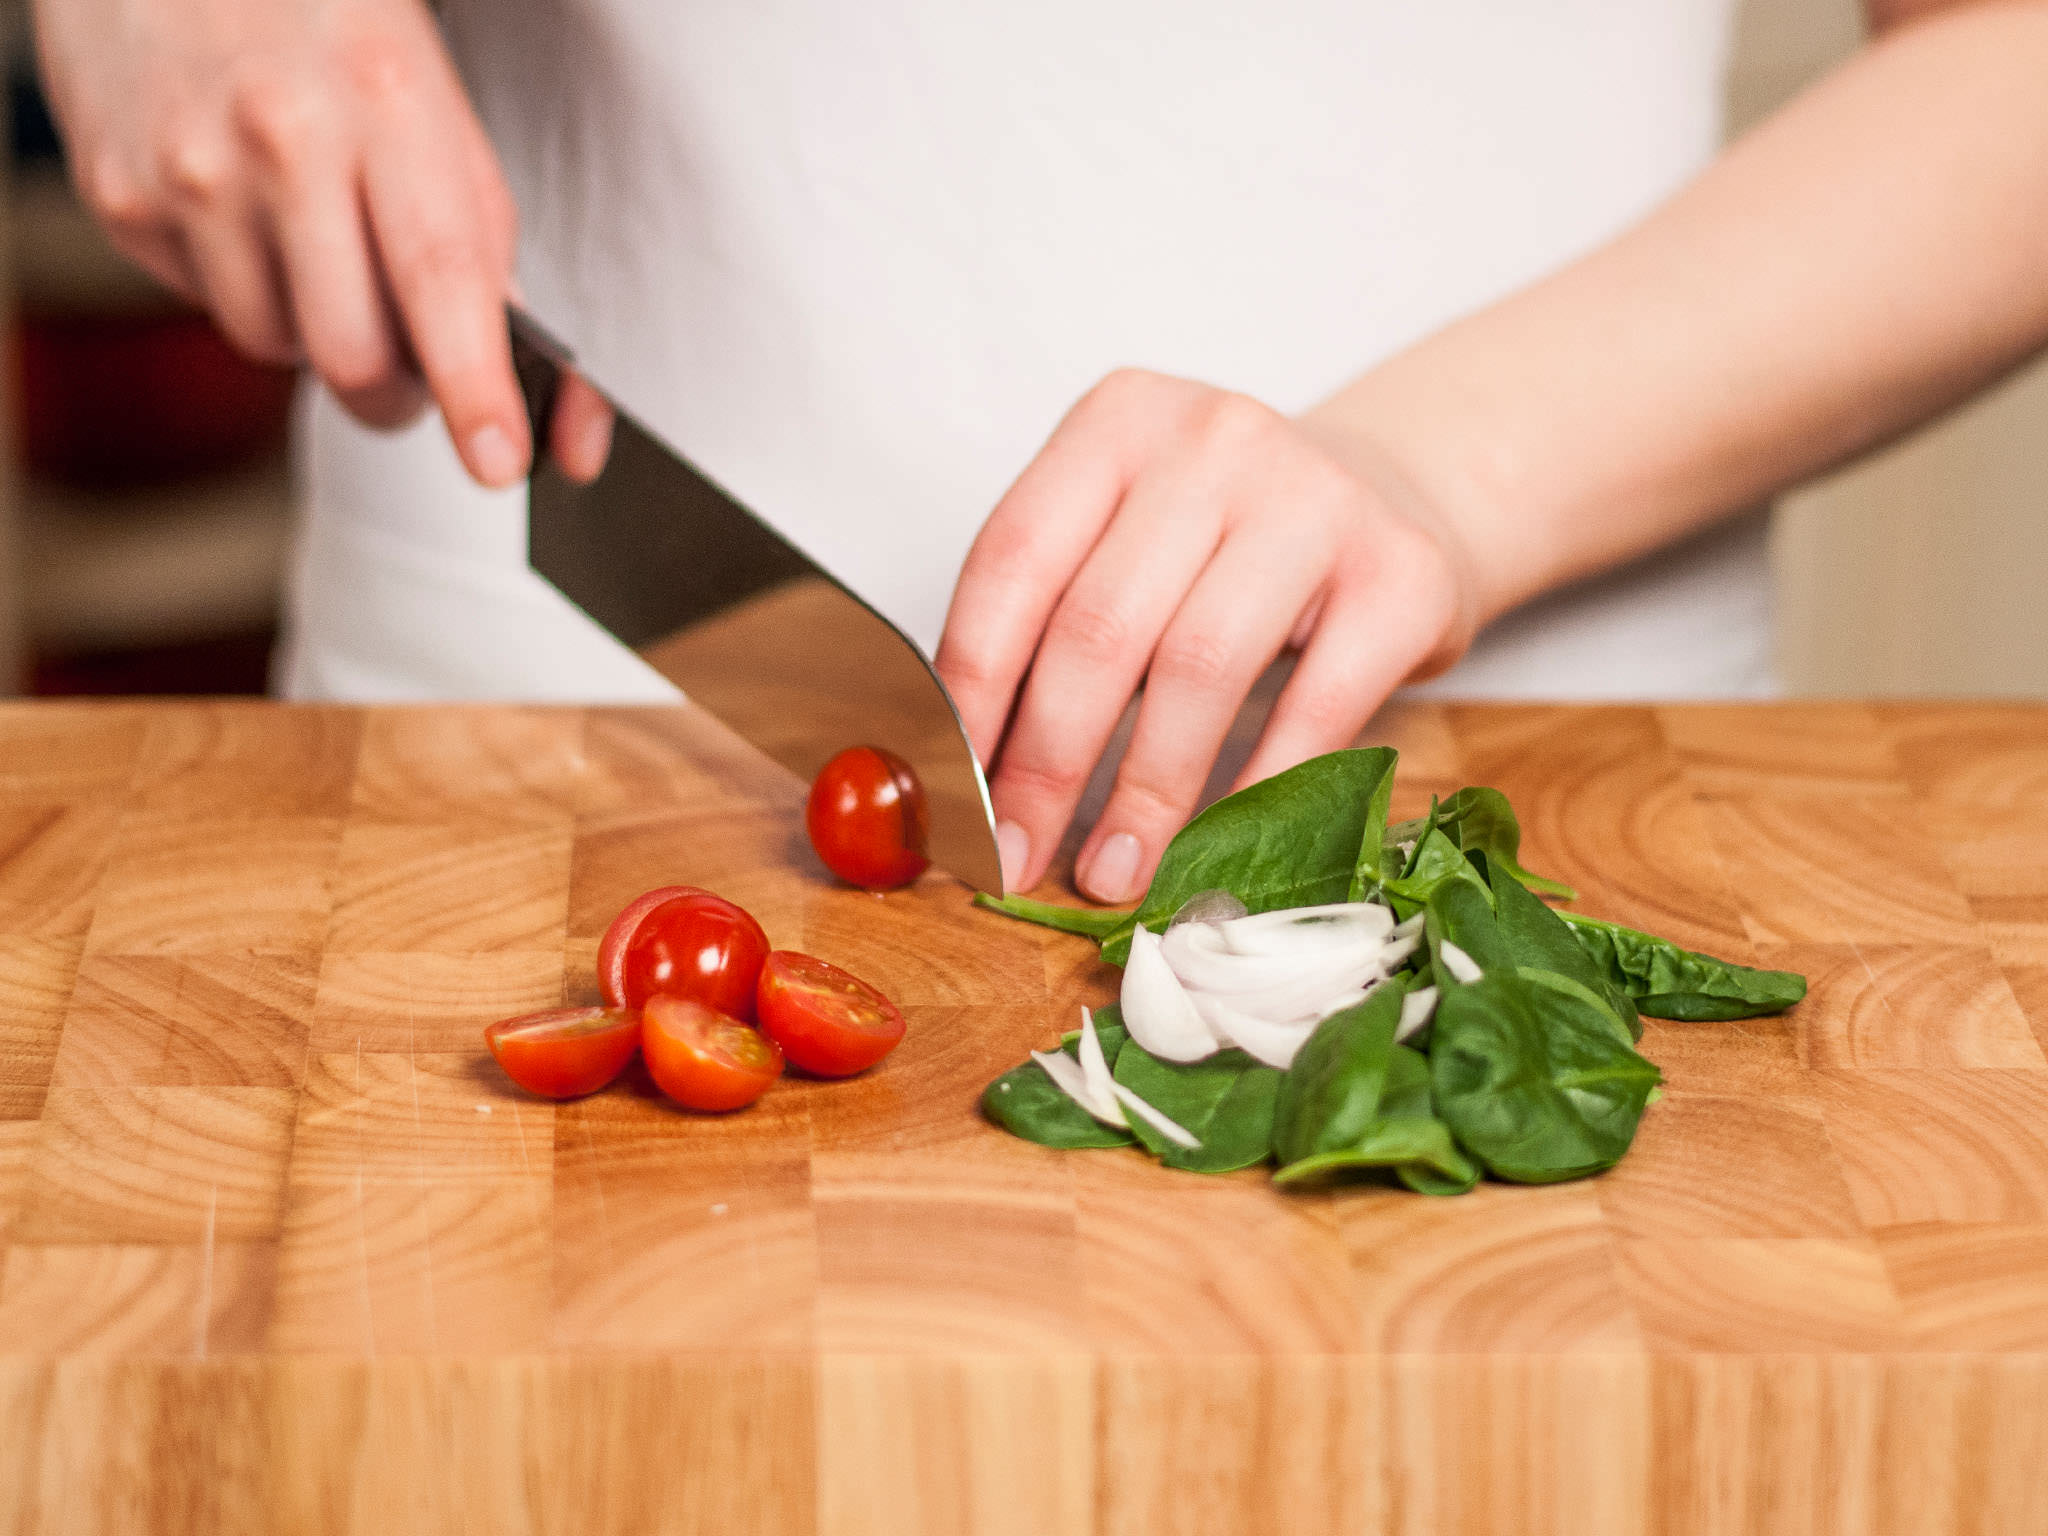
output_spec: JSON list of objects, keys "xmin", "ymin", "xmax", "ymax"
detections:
[
  {"xmin": 642, "ymin": 995, "xmax": 784, "ymax": 1111},
  {"xmin": 484, "ymin": 1006, "xmax": 641, "ymax": 1099},
  {"xmin": 806, "ymin": 746, "xmax": 930, "ymax": 890},
  {"xmin": 756, "ymin": 950, "xmax": 907, "ymax": 1077},
  {"xmin": 599, "ymin": 886, "xmax": 770, "ymax": 1018}
]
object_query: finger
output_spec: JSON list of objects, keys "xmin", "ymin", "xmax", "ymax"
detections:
[
  {"xmin": 934, "ymin": 371, "xmax": 1186, "ymax": 765},
  {"xmin": 1072, "ymin": 522, "xmax": 1338, "ymax": 904},
  {"xmin": 179, "ymin": 206, "xmax": 301, "ymax": 364},
  {"xmin": 547, "ymin": 371, "xmax": 615, "ymax": 483},
  {"xmin": 236, "ymin": 76, "xmax": 421, "ymax": 428},
  {"xmin": 984, "ymin": 462, "xmax": 1228, "ymax": 892},
  {"xmin": 360, "ymin": 77, "xmax": 527, "ymax": 487},
  {"xmin": 1234, "ymin": 554, "xmax": 1458, "ymax": 791}
]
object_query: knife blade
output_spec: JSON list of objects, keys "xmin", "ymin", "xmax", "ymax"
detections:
[{"xmin": 509, "ymin": 309, "xmax": 1005, "ymax": 894}]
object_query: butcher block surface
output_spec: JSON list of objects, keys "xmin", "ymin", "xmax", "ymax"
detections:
[{"xmin": 2, "ymin": 699, "xmax": 2046, "ymax": 1535}]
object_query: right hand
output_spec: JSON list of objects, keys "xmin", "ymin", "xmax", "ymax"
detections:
[{"xmin": 31, "ymin": 0, "xmax": 612, "ymax": 485}]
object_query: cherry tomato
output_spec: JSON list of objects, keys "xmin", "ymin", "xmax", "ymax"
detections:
[
  {"xmin": 806, "ymin": 746, "xmax": 930, "ymax": 890},
  {"xmin": 756, "ymin": 950, "xmax": 907, "ymax": 1077},
  {"xmin": 484, "ymin": 1006, "xmax": 641, "ymax": 1099},
  {"xmin": 642, "ymin": 995, "xmax": 784, "ymax": 1111},
  {"xmin": 599, "ymin": 886, "xmax": 770, "ymax": 1018}
]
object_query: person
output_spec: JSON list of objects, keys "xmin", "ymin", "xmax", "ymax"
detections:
[{"xmin": 34, "ymin": 0, "xmax": 2048, "ymax": 902}]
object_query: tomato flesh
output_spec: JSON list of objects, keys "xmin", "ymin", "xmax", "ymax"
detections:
[
  {"xmin": 643, "ymin": 994, "xmax": 784, "ymax": 1111},
  {"xmin": 485, "ymin": 1006, "xmax": 641, "ymax": 1099},
  {"xmin": 599, "ymin": 886, "xmax": 770, "ymax": 1018},
  {"xmin": 806, "ymin": 746, "xmax": 930, "ymax": 890},
  {"xmin": 756, "ymin": 950, "xmax": 907, "ymax": 1077}
]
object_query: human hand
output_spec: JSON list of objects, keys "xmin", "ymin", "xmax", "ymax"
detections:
[
  {"xmin": 32, "ymin": 0, "xmax": 612, "ymax": 484},
  {"xmin": 936, "ymin": 370, "xmax": 1482, "ymax": 901}
]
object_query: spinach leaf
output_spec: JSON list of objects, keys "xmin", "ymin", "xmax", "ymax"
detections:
[
  {"xmin": 1560, "ymin": 912, "xmax": 1808, "ymax": 1021},
  {"xmin": 1269, "ymin": 980, "xmax": 1408, "ymax": 1168},
  {"xmin": 1274, "ymin": 1043, "xmax": 1479, "ymax": 1195},
  {"xmin": 1382, "ymin": 826, "xmax": 1492, "ymax": 918},
  {"xmin": 1100, "ymin": 747, "xmax": 1400, "ymax": 964},
  {"xmin": 981, "ymin": 1009, "xmax": 1135, "ymax": 1149},
  {"xmin": 1344, "ymin": 749, "xmax": 1402, "ymax": 902},
  {"xmin": 973, "ymin": 891, "xmax": 1130, "ymax": 939},
  {"xmin": 1489, "ymin": 869, "xmax": 1641, "ymax": 1040},
  {"xmin": 1390, "ymin": 786, "xmax": 1575, "ymax": 900},
  {"xmin": 1113, "ymin": 1040, "xmax": 1282, "ymax": 1173},
  {"xmin": 1430, "ymin": 970, "xmax": 1662, "ymax": 1184},
  {"xmin": 1422, "ymin": 877, "xmax": 1514, "ymax": 976}
]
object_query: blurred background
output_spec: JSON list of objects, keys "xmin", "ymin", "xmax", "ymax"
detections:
[{"xmin": 0, "ymin": 0, "xmax": 2037, "ymax": 699}]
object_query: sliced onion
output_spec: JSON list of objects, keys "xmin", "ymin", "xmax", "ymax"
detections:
[
  {"xmin": 1396, "ymin": 985, "xmax": 1440, "ymax": 1043},
  {"xmin": 1189, "ymin": 991, "xmax": 1320, "ymax": 1069},
  {"xmin": 1438, "ymin": 940, "xmax": 1483, "ymax": 985},
  {"xmin": 1160, "ymin": 920, "xmax": 1233, "ymax": 975},
  {"xmin": 1121, "ymin": 925, "xmax": 1221, "ymax": 1062},
  {"xmin": 1380, "ymin": 933, "xmax": 1421, "ymax": 970},
  {"xmin": 1216, "ymin": 902, "xmax": 1393, "ymax": 956},
  {"xmin": 1077, "ymin": 1005, "xmax": 1117, "ymax": 1109},
  {"xmin": 1030, "ymin": 1047, "xmax": 1127, "ymax": 1127},
  {"xmin": 1168, "ymin": 889, "xmax": 1248, "ymax": 928},
  {"xmin": 1111, "ymin": 1083, "xmax": 1201, "ymax": 1149},
  {"xmin": 1390, "ymin": 912, "xmax": 1426, "ymax": 941},
  {"xmin": 1164, "ymin": 937, "xmax": 1376, "ymax": 998}
]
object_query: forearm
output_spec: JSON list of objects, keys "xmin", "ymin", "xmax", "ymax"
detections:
[{"xmin": 1308, "ymin": 0, "xmax": 2048, "ymax": 623}]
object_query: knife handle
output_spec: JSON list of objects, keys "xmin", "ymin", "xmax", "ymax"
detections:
[{"xmin": 507, "ymin": 306, "xmax": 575, "ymax": 468}]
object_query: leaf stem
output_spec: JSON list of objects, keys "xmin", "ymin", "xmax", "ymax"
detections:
[{"xmin": 973, "ymin": 891, "xmax": 1133, "ymax": 939}]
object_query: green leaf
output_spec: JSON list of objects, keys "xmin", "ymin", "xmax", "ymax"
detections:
[
  {"xmin": 1101, "ymin": 747, "xmax": 1400, "ymax": 964},
  {"xmin": 1422, "ymin": 877, "xmax": 1514, "ymax": 977},
  {"xmin": 1269, "ymin": 981, "xmax": 1408, "ymax": 1168},
  {"xmin": 1274, "ymin": 1044, "xmax": 1479, "ymax": 1195},
  {"xmin": 973, "ymin": 891, "xmax": 1131, "ymax": 940},
  {"xmin": 1429, "ymin": 969, "xmax": 1662, "ymax": 1184},
  {"xmin": 1488, "ymin": 869, "xmax": 1642, "ymax": 1040},
  {"xmin": 981, "ymin": 1008, "xmax": 1135, "ymax": 1149},
  {"xmin": 1560, "ymin": 912, "xmax": 1808, "ymax": 1020},
  {"xmin": 1113, "ymin": 1041, "xmax": 1282, "ymax": 1173},
  {"xmin": 1391, "ymin": 787, "xmax": 1576, "ymax": 900},
  {"xmin": 1344, "ymin": 749, "xmax": 1402, "ymax": 902}
]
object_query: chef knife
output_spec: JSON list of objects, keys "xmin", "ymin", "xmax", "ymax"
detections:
[{"xmin": 509, "ymin": 309, "xmax": 1005, "ymax": 894}]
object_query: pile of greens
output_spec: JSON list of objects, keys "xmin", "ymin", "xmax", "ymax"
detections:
[{"xmin": 977, "ymin": 747, "xmax": 1805, "ymax": 1194}]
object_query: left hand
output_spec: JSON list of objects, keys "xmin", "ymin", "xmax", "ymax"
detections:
[{"xmin": 935, "ymin": 368, "xmax": 1482, "ymax": 902}]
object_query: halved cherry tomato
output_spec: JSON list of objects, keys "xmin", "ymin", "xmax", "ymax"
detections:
[
  {"xmin": 756, "ymin": 950, "xmax": 907, "ymax": 1077},
  {"xmin": 485, "ymin": 1006, "xmax": 641, "ymax": 1099},
  {"xmin": 806, "ymin": 746, "xmax": 930, "ymax": 890},
  {"xmin": 599, "ymin": 886, "xmax": 770, "ymax": 1018},
  {"xmin": 642, "ymin": 995, "xmax": 784, "ymax": 1111}
]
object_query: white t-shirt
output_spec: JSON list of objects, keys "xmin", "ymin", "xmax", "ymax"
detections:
[{"xmin": 277, "ymin": 0, "xmax": 1773, "ymax": 703}]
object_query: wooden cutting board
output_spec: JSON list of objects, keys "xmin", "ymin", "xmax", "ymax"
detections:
[{"xmin": 1, "ymin": 699, "xmax": 2045, "ymax": 1535}]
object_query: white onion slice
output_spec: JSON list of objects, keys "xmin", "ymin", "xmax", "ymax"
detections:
[
  {"xmin": 1160, "ymin": 920, "xmax": 1232, "ymax": 975},
  {"xmin": 1164, "ymin": 938, "xmax": 1376, "ymax": 998},
  {"xmin": 1396, "ymin": 985, "xmax": 1440, "ymax": 1043},
  {"xmin": 1110, "ymin": 1083, "xmax": 1201, "ymax": 1149},
  {"xmin": 1030, "ymin": 1048, "xmax": 1127, "ymax": 1127},
  {"xmin": 1438, "ymin": 940, "xmax": 1483, "ymax": 984},
  {"xmin": 1077, "ymin": 1005, "xmax": 1117, "ymax": 1109},
  {"xmin": 1390, "ymin": 912, "xmax": 1426, "ymax": 941},
  {"xmin": 1189, "ymin": 992, "xmax": 1320, "ymax": 1069},
  {"xmin": 1379, "ymin": 933, "xmax": 1421, "ymax": 970},
  {"xmin": 1216, "ymin": 902, "xmax": 1393, "ymax": 956},
  {"xmin": 1121, "ymin": 925, "xmax": 1221, "ymax": 1062}
]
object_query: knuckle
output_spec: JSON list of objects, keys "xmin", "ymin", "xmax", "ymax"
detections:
[
  {"xmin": 1197, "ymin": 390, "xmax": 1277, "ymax": 450},
  {"xmin": 395, "ymin": 235, "xmax": 482, "ymax": 299},
  {"xmin": 79, "ymin": 151, "xmax": 157, "ymax": 229},
  {"xmin": 342, "ymin": 30, "xmax": 419, "ymax": 106},
  {"xmin": 313, "ymin": 336, "xmax": 396, "ymax": 396},
  {"xmin": 1108, "ymin": 771, "xmax": 1189, "ymax": 832},
  {"xmin": 998, "ymin": 751, "xmax": 1088, "ymax": 804},
  {"xmin": 1148, "ymin": 628, "xmax": 1239, "ymax": 695},
  {"xmin": 157, "ymin": 120, "xmax": 230, "ymax": 203},
  {"xmin": 1044, "ymin": 598, "xmax": 1131, "ymax": 666},
  {"xmin": 232, "ymin": 77, "xmax": 323, "ymax": 170},
  {"xmin": 1081, "ymin": 366, "xmax": 1163, "ymax": 417}
]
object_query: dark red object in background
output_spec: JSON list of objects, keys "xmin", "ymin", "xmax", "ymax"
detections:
[{"xmin": 13, "ymin": 309, "xmax": 295, "ymax": 489}]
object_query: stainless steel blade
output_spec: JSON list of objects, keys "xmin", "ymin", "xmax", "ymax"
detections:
[{"xmin": 510, "ymin": 309, "xmax": 1004, "ymax": 893}]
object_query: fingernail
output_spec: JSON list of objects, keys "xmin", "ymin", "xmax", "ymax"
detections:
[
  {"xmin": 1082, "ymin": 832, "xmax": 1142, "ymax": 904},
  {"xmin": 996, "ymin": 820, "xmax": 1031, "ymax": 893},
  {"xmin": 468, "ymin": 422, "xmax": 524, "ymax": 487}
]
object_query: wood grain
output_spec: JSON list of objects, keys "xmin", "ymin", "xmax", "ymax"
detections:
[{"xmin": 0, "ymin": 700, "xmax": 2044, "ymax": 1534}]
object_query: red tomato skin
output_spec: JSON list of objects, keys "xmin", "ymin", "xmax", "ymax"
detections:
[
  {"xmin": 597, "ymin": 886, "xmax": 701, "ymax": 1006},
  {"xmin": 642, "ymin": 995, "xmax": 784, "ymax": 1111},
  {"xmin": 485, "ymin": 1007, "xmax": 641, "ymax": 1099},
  {"xmin": 756, "ymin": 950, "xmax": 908, "ymax": 1077},
  {"xmin": 806, "ymin": 746, "xmax": 930, "ymax": 890},
  {"xmin": 601, "ymin": 888, "xmax": 770, "ymax": 1018}
]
